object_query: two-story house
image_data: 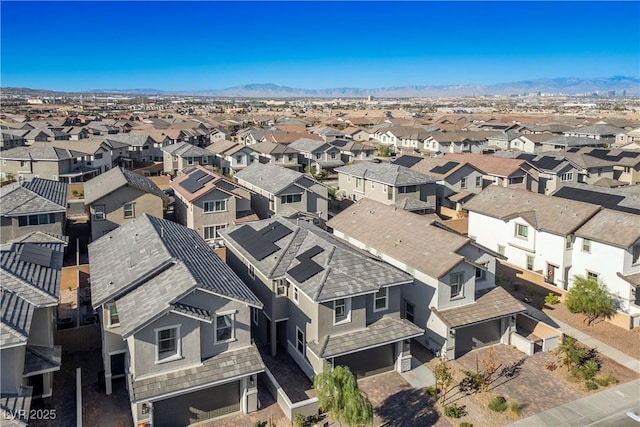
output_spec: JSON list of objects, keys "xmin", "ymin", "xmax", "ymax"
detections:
[
  {"xmin": 327, "ymin": 199, "xmax": 525, "ymax": 359},
  {"xmin": 423, "ymin": 131, "xmax": 488, "ymax": 154},
  {"xmin": 220, "ymin": 218, "xmax": 424, "ymax": 378},
  {"xmin": 335, "ymin": 161, "xmax": 436, "ymax": 214},
  {"xmin": 288, "ymin": 138, "xmax": 344, "ymax": 176},
  {"xmin": 234, "ymin": 163, "xmax": 329, "ymax": 223},
  {"xmin": 507, "ymin": 153, "xmax": 581, "ymax": 194},
  {"xmin": 563, "ymin": 124, "xmax": 624, "ymax": 142},
  {"xmin": 466, "ymin": 186, "xmax": 602, "ymax": 290},
  {"xmin": 1, "ymin": 233, "xmax": 66, "ymax": 424},
  {"xmin": 443, "ymin": 153, "xmax": 534, "ymax": 190},
  {"xmin": 250, "ymin": 142, "xmax": 300, "ymax": 171},
  {"xmin": 84, "ymin": 167, "xmax": 168, "ymax": 241},
  {"xmin": 553, "ymin": 147, "xmax": 618, "ymax": 184},
  {"xmin": 106, "ymin": 134, "xmax": 169, "ymax": 163},
  {"xmin": 208, "ymin": 141, "xmax": 260, "ymax": 175},
  {"xmin": 89, "ymin": 215, "xmax": 265, "ymax": 426},
  {"xmin": 171, "ymin": 166, "xmax": 257, "ymax": 243},
  {"xmin": 0, "ymin": 145, "xmax": 98, "ymax": 183},
  {"xmin": 161, "ymin": 142, "xmax": 217, "ymax": 176},
  {"xmin": 328, "ymin": 140, "xmax": 376, "ymax": 163},
  {"xmin": 0, "ymin": 178, "xmax": 68, "ymax": 244}
]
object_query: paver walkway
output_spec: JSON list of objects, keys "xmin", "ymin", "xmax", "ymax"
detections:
[
  {"xmin": 507, "ymin": 379, "xmax": 640, "ymax": 427},
  {"xmin": 525, "ymin": 304, "xmax": 640, "ymax": 373}
]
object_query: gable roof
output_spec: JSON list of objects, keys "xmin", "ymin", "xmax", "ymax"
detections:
[
  {"xmin": 575, "ymin": 209, "xmax": 640, "ymax": 249},
  {"xmin": 443, "ymin": 153, "xmax": 526, "ymax": 177},
  {"xmin": 171, "ymin": 166, "xmax": 252, "ymax": 203},
  {"xmin": 406, "ymin": 157, "xmax": 485, "ymax": 180},
  {"xmin": 565, "ymin": 124, "xmax": 624, "ymax": 136},
  {"xmin": 0, "ymin": 145, "xmax": 88, "ymax": 161},
  {"xmin": 0, "ymin": 179, "xmax": 68, "ymax": 217},
  {"xmin": 551, "ymin": 182, "xmax": 640, "ymax": 215},
  {"xmin": 161, "ymin": 141, "xmax": 212, "ymax": 158},
  {"xmin": 220, "ymin": 218, "xmax": 412, "ymax": 302},
  {"xmin": 335, "ymin": 161, "xmax": 436, "ymax": 186},
  {"xmin": 235, "ymin": 163, "xmax": 321, "ymax": 195},
  {"xmin": 465, "ymin": 185, "xmax": 602, "ymax": 236},
  {"xmin": 83, "ymin": 167, "xmax": 168, "ymax": 205},
  {"xmin": 327, "ymin": 199, "xmax": 477, "ymax": 279},
  {"xmin": 89, "ymin": 215, "xmax": 262, "ymax": 337}
]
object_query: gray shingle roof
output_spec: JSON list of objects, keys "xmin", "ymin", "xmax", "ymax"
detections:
[
  {"xmin": 89, "ymin": 215, "xmax": 262, "ymax": 335},
  {"xmin": 289, "ymin": 138, "xmax": 328, "ymax": 153},
  {"xmin": 0, "ymin": 146, "xmax": 87, "ymax": 160},
  {"xmin": 565, "ymin": 124, "xmax": 624, "ymax": 136},
  {"xmin": 161, "ymin": 141, "xmax": 212, "ymax": 157},
  {"xmin": 83, "ymin": 167, "xmax": 168, "ymax": 205},
  {"xmin": 575, "ymin": 209, "xmax": 640, "ymax": 249},
  {"xmin": 221, "ymin": 218, "xmax": 412, "ymax": 302},
  {"xmin": 1, "ymin": 290, "xmax": 34, "ymax": 347},
  {"xmin": 235, "ymin": 163, "xmax": 320, "ymax": 195},
  {"xmin": 129, "ymin": 345, "xmax": 264, "ymax": 402},
  {"xmin": 307, "ymin": 316, "xmax": 423, "ymax": 358},
  {"xmin": 1, "ymin": 179, "xmax": 68, "ymax": 217},
  {"xmin": 335, "ymin": 162, "xmax": 435, "ymax": 186},
  {"xmin": 0, "ymin": 387, "xmax": 32, "ymax": 426},
  {"xmin": 433, "ymin": 287, "xmax": 526, "ymax": 328}
]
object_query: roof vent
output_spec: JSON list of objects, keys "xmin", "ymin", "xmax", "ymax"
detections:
[{"xmin": 108, "ymin": 281, "xmax": 114, "ymax": 287}]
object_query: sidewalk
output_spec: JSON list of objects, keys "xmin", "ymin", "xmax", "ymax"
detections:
[
  {"xmin": 524, "ymin": 304, "xmax": 640, "ymax": 374},
  {"xmin": 400, "ymin": 357, "xmax": 436, "ymax": 389},
  {"xmin": 507, "ymin": 379, "xmax": 640, "ymax": 427}
]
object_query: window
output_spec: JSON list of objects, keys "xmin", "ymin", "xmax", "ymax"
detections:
[
  {"xmin": 293, "ymin": 286, "xmax": 299, "ymax": 303},
  {"xmin": 275, "ymin": 279, "xmax": 287, "ymax": 296},
  {"xmin": 281, "ymin": 194, "xmax": 302, "ymax": 204},
  {"xmin": 95, "ymin": 152, "xmax": 103, "ymax": 159},
  {"xmin": 156, "ymin": 326, "xmax": 180, "ymax": 362},
  {"xmin": 94, "ymin": 205, "xmax": 106, "ymax": 221},
  {"xmin": 107, "ymin": 303, "xmax": 119, "ymax": 327},
  {"xmin": 475, "ymin": 176, "xmax": 482, "ymax": 187},
  {"xmin": 123, "ymin": 203, "xmax": 135, "ymax": 218},
  {"xmin": 248, "ymin": 263, "xmax": 255, "ymax": 279},
  {"xmin": 449, "ymin": 272, "xmax": 464, "ymax": 299},
  {"xmin": 515, "ymin": 223, "xmax": 529, "ymax": 239},
  {"xmin": 370, "ymin": 181, "xmax": 375, "ymax": 189},
  {"xmin": 330, "ymin": 152, "xmax": 337, "ymax": 160},
  {"xmin": 215, "ymin": 313, "xmax": 234, "ymax": 343},
  {"xmin": 398, "ymin": 185, "xmax": 417, "ymax": 193},
  {"xmin": 565, "ymin": 235, "xmax": 573, "ymax": 250},
  {"xmin": 203, "ymin": 224, "xmax": 226, "ymax": 240},
  {"xmin": 252, "ymin": 308, "xmax": 259, "ymax": 326},
  {"xmin": 597, "ymin": 168, "xmax": 602, "ymax": 177},
  {"xmin": 18, "ymin": 213, "xmax": 56, "ymax": 227},
  {"xmin": 587, "ymin": 271, "xmax": 599, "ymax": 281},
  {"xmin": 201, "ymin": 156, "xmax": 208, "ymax": 165},
  {"xmin": 296, "ymin": 327, "xmax": 305, "ymax": 355},
  {"xmin": 315, "ymin": 152, "xmax": 322, "ymax": 160},
  {"xmin": 633, "ymin": 245, "xmax": 640, "ymax": 265},
  {"xmin": 623, "ymin": 166, "xmax": 631, "ymax": 173},
  {"xmin": 582, "ymin": 238, "xmax": 591, "ymax": 253},
  {"xmin": 526, "ymin": 255, "xmax": 535, "ymax": 271},
  {"xmin": 509, "ymin": 176, "xmax": 524, "ymax": 184},
  {"xmin": 373, "ymin": 287, "xmax": 388, "ymax": 312},
  {"xmin": 383, "ymin": 184, "xmax": 388, "ymax": 193},
  {"xmin": 404, "ymin": 301, "xmax": 415, "ymax": 324},
  {"xmin": 497, "ymin": 246, "xmax": 506, "ymax": 257},
  {"xmin": 203, "ymin": 200, "xmax": 227, "ymax": 213},
  {"xmin": 334, "ymin": 298, "xmax": 351, "ymax": 324},
  {"xmin": 287, "ymin": 154, "xmax": 294, "ymax": 162},
  {"xmin": 475, "ymin": 263, "xmax": 488, "ymax": 280},
  {"xmin": 460, "ymin": 177, "xmax": 467, "ymax": 189},
  {"xmin": 187, "ymin": 157, "xmax": 194, "ymax": 165},
  {"xmin": 561, "ymin": 172, "xmax": 573, "ymax": 181}
]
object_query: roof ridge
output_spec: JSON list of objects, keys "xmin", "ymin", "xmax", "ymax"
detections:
[
  {"xmin": 268, "ymin": 226, "xmax": 304, "ymax": 278},
  {"xmin": 313, "ymin": 246, "xmax": 336, "ymax": 300}
]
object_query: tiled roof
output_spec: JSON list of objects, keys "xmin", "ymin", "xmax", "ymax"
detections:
[
  {"xmin": 171, "ymin": 166, "xmax": 250, "ymax": 203},
  {"xmin": 161, "ymin": 141, "xmax": 212, "ymax": 158},
  {"xmin": 0, "ymin": 145, "xmax": 87, "ymax": 160},
  {"xmin": 129, "ymin": 345, "xmax": 264, "ymax": 402},
  {"xmin": 289, "ymin": 138, "xmax": 328, "ymax": 153},
  {"xmin": 433, "ymin": 287, "xmax": 526, "ymax": 328},
  {"xmin": 465, "ymin": 186, "xmax": 601, "ymax": 236},
  {"xmin": 327, "ymin": 199, "xmax": 474, "ymax": 279},
  {"xmin": 235, "ymin": 163, "xmax": 320, "ymax": 195},
  {"xmin": 1, "ymin": 290, "xmax": 34, "ymax": 347},
  {"xmin": 575, "ymin": 209, "xmax": 640, "ymax": 249},
  {"xmin": 565, "ymin": 124, "xmax": 624, "ymax": 136},
  {"xmin": 83, "ymin": 167, "xmax": 168, "ymax": 205},
  {"xmin": 0, "ymin": 387, "xmax": 32, "ymax": 426},
  {"xmin": 89, "ymin": 215, "xmax": 262, "ymax": 334},
  {"xmin": 307, "ymin": 316, "xmax": 423, "ymax": 358},
  {"xmin": 551, "ymin": 182, "xmax": 640, "ymax": 215},
  {"xmin": 335, "ymin": 162, "xmax": 435, "ymax": 186},
  {"xmin": 1, "ymin": 179, "xmax": 68, "ymax": 217},
  {"xmin": 443, "ymin": 153, "xmax": 526, "ymax": 177}
]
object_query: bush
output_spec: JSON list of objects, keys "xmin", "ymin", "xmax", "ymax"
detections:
[
  {"xmin": 458, "ymin": 371, "xmax": 483, "ymax": 394},
  {"xmin": 594, "ymin": 374, "xmax": 617, "ymax": 386},
  {"xmin": 510, "ymin": 401, "xmax": 522, "ymax": 415},
  {"xmin": 425, "ymin": 385, "xmax": 437, "ymax": 397},
  {"xmin": 544, "ymin": 293, "xmax": 560, "ymax": 305},
  {"xmin": 582, "ymin": 359, "xmax": 600, "ymax": 380},
  {"xmin": 444, "ymin": 404, "xmax": 466, "ymax": 419},
  {"xmin": 488, "ymin": 395, "xmax": 508, "ymax": 412},
  {"xmin": 294, "ymin": 413, "xmax": 306, "ymax": 427},
  {"xmin": 253, "ymin": 422, "xmax": 263, "ymax": 427},
  {"xmin": 459, "ymin": 423, "xmax": 474, "ymax": 427},
  {"xmin": 585, "ymin": 381, "xmax": 598, "ymax": 390},
  {"xmin": 71, "ymin": 190, "xmax": 79, "ymax": 197}
]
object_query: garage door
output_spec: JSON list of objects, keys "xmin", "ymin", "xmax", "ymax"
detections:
[
  {"xmin": 334, "ymin": 344, "xmax": 395, "ymax": 378},
  {"xmin": 153, "ymin": 380, "xmax": 240, "ymax": 426},
  {"xmin": 455, "ymin": 319, "xmax": 502, "ymax": 358}
]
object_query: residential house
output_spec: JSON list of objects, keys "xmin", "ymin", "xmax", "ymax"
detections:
[
  {"xmin": 0, "ymin": 131, "xmax": 27, "ymax": 151},
  {"xmin": 396, "ymin": 155, "xmax": 486, "ymax": 211},
  {"xmin": 209, "ymin": 127, "xmax": 232, "ymax": 144},
  {"xmin": 564, "ymin": 124, "xmax": 624, "ymax": 142},
  {"xmin": 327, "ymin": 199, "xmax": 526, "ymax": 359},
  {"xmin": 566, "ymin": 148, "xmax": 640, "ymax": 185},
  {"xmin": 443, "ymin": 153, "xmax": 533, "ymax": 190},
  {"xmin": 423, "ymin": 131, "xmax": 489, "ymax": 154},
  {"xmin": 207, "ymin": 141, "xmax": 260, "ymax": 174},
  {"xmin": 335, "ymin": 161, "xmax": 437, "ymax": 214},
  {"xmin": 84, "ymin": 167, "xmax": 168, "ymax": 241},
  {"xmin": 551, "ymin": 183, "xmax": 640, "ymax": 216},
  {"xmin": 0, "ymin": 178, "xmax": 68, "ymax": 244},
  {"xmin": 105, "ymin": 134, "xmax": 169, "ymax": 163},
  {"xmin": 506, "ymin": 153, "xmax": 581, "ymax": 194},
  {"xmin": 552, "ymin": 147, "xmax": 618, "ymax": 184},
  {"xmin": 234, "ymin": 163, "xmax": 329, "ymax": 223},
  {"xmin": 89, "ymin": 215, "xmax": 264, "ymax": 426},
  {"xmin": 289, "ymin": 138, "xmax": 343, "ymax": 176},
  {"xmin": 31, "ymin": 139, "xmax": 119, "ymax": 175},
  {"xmin": 161, "ymin": 142, "xmax": 217, "ymax": 176},
  {"xmin": 1, "ymin": 233, "xmax": 66, "ymax": 424},
  {"xmin": 220, "ymin": 218, "xmax": 424, "ymax": 378},
  {"xmin": 466, "ymin": 185, "xmax": 601, "ymax": 290},
  {"xmin": 0, "ymin": 145, "xmax": 99, "ymax": 183},
  {"xmin": 328, "ymin": 139, "xmax": 376, "ymax": 163},
  {"xmin": 249, "ymin": 142, "xmax": 300, "ymax": 170},
  {"xmin": 614, "ymin": 127, "xmax": 640, "ymax": 148},
  {"xmin": 341, "ymin": 127, "xmax": 371, "ymax": 142},
  {"xmin": 534, "ymin": 136, "xmax": 608, "ymax": 153},
  {"xmin": 171, "ymin": 166, "xmax": 257, "ymax": 243}
]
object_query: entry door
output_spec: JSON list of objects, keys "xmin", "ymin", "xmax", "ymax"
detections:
[
  {"xmin": 546, "ymin": 263, "xmax": 556, "ymax": 284},
  {"xmin": 111, "ymin": 353, "xmax": 126, "ymax": 377},
  {"xmin": 28, "ymin": 375, "xmax": 44, "ymax": 397}
]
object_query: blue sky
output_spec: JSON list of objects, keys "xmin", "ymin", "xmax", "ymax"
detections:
[{"xmin": 1, "ymin": 1, "xmax": 638, "ymax": 91}]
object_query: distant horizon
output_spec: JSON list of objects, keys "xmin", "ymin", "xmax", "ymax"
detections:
[{"xmin": 1, "ymin": 2, "xmax": 638, "ymax": 92}]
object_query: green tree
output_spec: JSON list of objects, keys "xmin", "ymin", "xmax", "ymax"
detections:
[
  {"xmin": 557, "ymin": 335, "xmax": 586, "ymax": 371},
  {"xmin": 433, "ymin": 360, "xmax": 453, "ymax": 405},
  {"xmin": 566, "ymin": 275, "xmax": 615, "ymax": 325},
  {"xmin": 313, "ymin": 364, "xmax": 373, "ymax": 427}
]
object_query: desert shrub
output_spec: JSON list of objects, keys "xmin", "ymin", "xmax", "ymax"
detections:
[
  {"xmin": 488, "ymin": 395, "xmax": 508, "ymax": 412},
  {"xmin": 425, "ymin": 385, "xmax": 437, "ymax": 397},
  {"xmin": 294, "ymin": 413, "xmax": 306, "ymax": 427},
  {"xmin": 458, "ymin": 371, "xmax": 483, "ymax": 394},
  {"xmin": 581, "ymin": 359, "xmax": 600, "ymax": 380},
  {"xmin": 253, "ymin": 422, "xmax": 263, "ymax": 427},
  {"xmin": 510, "ymin": 401, "xmax": 522, "ymax": 415},
  {"xmin": 585, "ymin": 380, "xmax": 598, "ymax": 390},
  {"xmin": 594, "ymin": 374, "xmax": 617, "ymax": 386},
  {"xmin": 459, "ymin": 423, "xmax": 473, "ymax": 427},
  {"xmin": 444, "ymin": 404, "xmax": 466, "ymax": 418},
  {"xmin": 544, "ymin": 293, "xmax": 560, "ymax": 305}
]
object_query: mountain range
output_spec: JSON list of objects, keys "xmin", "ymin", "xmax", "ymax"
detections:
[{"xmin": 4, "ymin": 76, "xmax": 639, "ymax": 98}]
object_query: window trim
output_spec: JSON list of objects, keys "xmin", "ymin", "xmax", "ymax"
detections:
[
  {"xmin": 293, "ymin": 286, "xmax": 300, "ymax": 304},
  {"xmin": 515, "ymin": 223, "xmax": 529, "ymax": 240},
  {"xmin": 106, "ymin": 303, "xmax": 119, "ymax": 327},
  {"xmin": 203, "ymin": 199, "xmax": 228, "ymax": 213},
  {"xmin": 586, "ymin": 271, "xmax": 599, "ymax": 281},
  {"xmin": 203, "ymin": 224, "xmax": 227, "ymax": 240},
  {"xmin": 252, "ymin": 307, "xmax": 259, "ymax": 326},
  {"xmin": 373, "ymin": 287, "xmax": 389, "ymax": 312},
  {"xmin": 475, "ymin": 176, "xmax": 482, "ymax": 187},
  {"xmin": 123, "ymin": 202, "xmax": 135, "ymax": 219},
  {"xmin": 526, "ymin": 255, "xmax": 535, "ymax": 271},
  {"xmin": 280, "ymin": 193, "xmax": 303, "ymax": 204},
  {"xmin": 155, "ymin": 325, "xmax": 181, "ymax": 363},
  {"xmin": 333, "ymin": 298, "xmax": 351, "ymax": 325},
  {"xmin": 296, "ymin": 326, "xmax": 305, "ymax": 355},
  {"xmin": 214, "ymin": 311, "xmax": 236, "ymax": 344},
  {"xmin": 94, "ymin": 205, "xmax": 106, "ymax": 221},
  {"xmin": 460, "ymin": 177, "xmax": 467, "ymax": 189},
  {"xmin": 275, "ymin": 278, "xmax": 287, "ymax": 297},
  {"xmin": 633, "ymin": 245, "xmax": 640, "ymax": 266},
  {"xmin": 248, "ymin": 263, "xmax": 255, "ymax": 279},
  {"xmin": 582, "ymin": 238, "xmax": 591, "ymax": 253},
  {"xmin": 404, "ymin": 300, "xmax": 415, "ymax": 324},
  {"xmin": 449, "ymin": 272, "xmax": 464, "ymax": 300}
]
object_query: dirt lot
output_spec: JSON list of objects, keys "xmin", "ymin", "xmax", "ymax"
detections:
[{"xmin": 543, "ymin": 302, "xmax": 640, "ymax": 360}]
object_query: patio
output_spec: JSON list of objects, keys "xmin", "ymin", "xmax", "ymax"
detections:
[{"xmin": 258, "ymin": 345, "xmax": 317, "ymax": 403}]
